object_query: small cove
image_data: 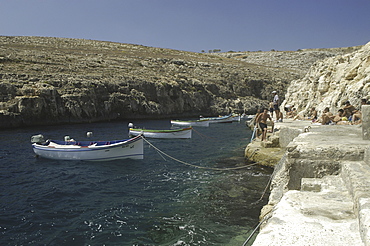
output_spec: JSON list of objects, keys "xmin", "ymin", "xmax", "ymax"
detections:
[{"xmin": 0, "ymin": 119, "xmax": 272, "ymax": 245}]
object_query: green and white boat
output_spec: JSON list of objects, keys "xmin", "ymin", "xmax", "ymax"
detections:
[{"xmin": 129, "ymin": 126, "xmax": 192, "ymax": 139}]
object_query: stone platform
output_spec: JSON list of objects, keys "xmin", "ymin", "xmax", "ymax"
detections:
[{"xmin": 251, "ymin": 119, "xmax": 370, "ymax": 245}]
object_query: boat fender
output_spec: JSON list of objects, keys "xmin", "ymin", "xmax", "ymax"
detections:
[{"xmin": 128, "ymin": 122, "xmax": 134, "ymax": 128}]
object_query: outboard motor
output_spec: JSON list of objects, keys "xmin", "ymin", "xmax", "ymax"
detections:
[{"xmin": 31, "ymin": 134, "xmax": 45, "ymax": 144}]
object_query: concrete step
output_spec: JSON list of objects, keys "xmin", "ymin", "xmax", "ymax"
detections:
[
  {"xmin": 301, "ymin": 175, "xmax": 348, "ymax": 193},
  {"xmin": 340, "ymin": 161, "xmax": 370, "ymax": 202},
  {"xmin": 253, "ymin": 175, "xmax": 363, "ymax": 245},
  {"xmin": 340, "ymin": 161, "xmax": 370, "ymax": 245},
  {"xmin": 301, "ymin": 162, "xmax": 370, "ymax": 245}
]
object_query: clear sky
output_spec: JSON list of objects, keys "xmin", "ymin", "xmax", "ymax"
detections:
[{"xmin": 1, "ymin": 0, "xmax": 369, "ymax": 52}]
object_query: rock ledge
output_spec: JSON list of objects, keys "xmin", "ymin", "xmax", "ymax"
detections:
[{"xmin": 251, "ymin": 119, "xmax": 370, "ymax": 246}]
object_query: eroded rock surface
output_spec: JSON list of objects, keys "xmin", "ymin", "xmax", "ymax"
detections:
[
  {"xmin": 282, "ymin": 41, "xmax": 370, "ymax": 116},
  {"xmin": 0, "ymin": 36, "xmax": 355, "ymax": 128}
]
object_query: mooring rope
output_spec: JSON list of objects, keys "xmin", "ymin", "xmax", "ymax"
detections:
[
  {"xmin": 142, "ymin": 137, "xmax": 283, "ymax": 171},
  {"xmin": 192, "ymin": 128, "xmax": 217, "ymax": 140},
  {"xmin": 142, "ymin": 136, "xmax": 280, "ymax": 245},
  {"xmin": 242, "ymin": 155, "xmax": 285, "ymax": 245},
  {"xmin": 143, "ymin": 137, "xmax": 257, "ymax": 171},
  {"xmin": 257, "ymin": 174, "xmax": 273, "ymax": 203},
  {"xmin": 242, "ymin": 211, "xmax": 273, "ymax": 246}
]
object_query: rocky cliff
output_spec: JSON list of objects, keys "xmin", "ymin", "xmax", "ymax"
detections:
[
  {"xmin": 216, "ymin": 46, "xmax": 360, "ymax": 77},
  {"xmin": 282, "ymin": 41, "xmax": 370, "ymax": 116},
  {"xmin": 0, "ymin": 36, "xmax": 357, "ymax": 128}
]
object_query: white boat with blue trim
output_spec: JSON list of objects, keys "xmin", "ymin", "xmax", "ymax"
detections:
[{"xmin": 31, "ymin": 134, "xmax": 144, "ymax": 161}]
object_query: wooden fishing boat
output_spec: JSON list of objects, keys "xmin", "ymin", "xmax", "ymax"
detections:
[
  {"xmin": 241, "ymin": 114, "xmax": 255, "ymax": 121},
  {"xmin": 31, "ymin": 134, "xmax": 144, "ymax": 161},
  {"xmin": 170, "ymin": 119, "xmax": 210, "ymax": 127},
  {"xmin": 129, "ymin": 127, "xmax": 192, "ymax": 139},
  {"xmin": 231, "ymin": 114, "xmax": 241, "ymax": 122},
  {"xmin": 201, "ymin": 114, "xmax": 235, "ymax": 123}
]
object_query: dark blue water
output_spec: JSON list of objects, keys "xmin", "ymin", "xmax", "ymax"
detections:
[{"xmin": 0, "ymin": 119, "xmax": 272, "ymax": 246}]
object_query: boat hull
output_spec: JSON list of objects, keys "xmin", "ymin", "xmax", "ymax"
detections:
[
  {"xmin": 171, "ymin": 120, "xmax": 209, "ymax": 127},
  {"xmin": 32, "ymin": 136, "xmax": 144, "ymax": 161},
  {"xmin": 201, "ymin": 114, "xmax": 242, "ymax": 123},
  {"xmin": 203, "ymin": 115, "xmax": 234, "ymax": 123},
  {"xmin": 129, "ymin": 127, "xmax": 192, "ymax": 139}
]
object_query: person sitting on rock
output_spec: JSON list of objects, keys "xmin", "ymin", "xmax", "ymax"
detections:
[
  {"xmin": 294, "ymin": 107, "xmax": 317, "ymax": 121},
  {"xmin": 286, "ymin": 107, "xmax": 297, "ymax": 118},
  {"xmin": 316, "ymin": 107, "xmax": 333, "ymax": 125},
  {"xmin": 255, "ymin": 108, "xmax": 273, "ymax": 142},
  {"xmin": 284, "ymin": 104, "xmax": 292, "ymax": 116},
  {"xmin": 333, "ymin": 109, "xmax": 351, "ymax": 125},
  {"xmin": 352, "ymin": 111, "xmax": 362, "ymax": 125},
  {"xmin": 342, "ymin": 101, "xmax": 357, "ymax": 121},
  {"xmin": 351, "ymin": 99, "xmax": 368, "ymax": 125},
  {"xmin": 310, "ymin": 107, "xmax": 318, "ymax": 122},
  {"xmin": 291, "ymin": 107, "xmax": 297, "ymax": 118}
]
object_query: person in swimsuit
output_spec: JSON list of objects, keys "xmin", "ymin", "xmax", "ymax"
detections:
[
  {"xmin": 255, "ymin": 108, "xmax": 273, "ymax": 141},
  {"xmin": 343, "ymin": 101, "xmax": 357, "ymax": 120},
  {"xmin": 317, "ymin": 107, "xmax": 333, "ymax": 125}
]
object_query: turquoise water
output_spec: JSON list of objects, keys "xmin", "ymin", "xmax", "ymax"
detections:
[{"xmin": 0, "ymin": 119, "xmax": 272, "ymax": 245}]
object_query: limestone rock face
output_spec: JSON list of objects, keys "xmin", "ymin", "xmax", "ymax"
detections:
[
  {"xmin": 216, "ymin": 47, "xmax": 360, "ymax": 77},
  {"xmin": 0, "ymin": 36, "xmax": 357, "ymax": 128},
  {"xmin": 282, "ymin": 41, "xmax": 370, "ymax": 116}
]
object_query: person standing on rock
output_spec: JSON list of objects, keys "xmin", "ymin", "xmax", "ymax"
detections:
[
  {"xmin": 272, "ymin": 91, "xmax": 281, "ymax": 122},
  {"xmin": 255, "ymin": 108, "xmax": 273, "ymax": 142},
  {"xmin": 269, "ymin": 101, "xmax": 274, "ymax": 118}
]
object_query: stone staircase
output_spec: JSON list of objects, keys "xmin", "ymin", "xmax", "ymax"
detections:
[
  {"xmin": 341, "ymin": 161, "xmax": 370, "ymax": 244},
  {"xmin": 252, "ymin": 122, "xmax": 370, "ymax": 246},
  {"xmin": 298, "ymin": 159, "xmax": 370, "ymax": 245}
]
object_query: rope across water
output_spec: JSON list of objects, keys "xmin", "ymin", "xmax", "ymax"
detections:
[
  {"xmin": 142, "ymin": 136, "xmax": 282, "ymax": 171},
  {"xmin": 142, "ymin": 137, "xmax": 256, "ymax": 171},
  {"xmin": 141, "ymin": 136, "xmax": 280, "ymax": 245}
]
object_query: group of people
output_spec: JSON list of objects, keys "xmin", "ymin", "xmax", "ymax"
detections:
[
  {"xmin": 291, "ymin": 99, "xmax": 367, "ymax": 125},
  {"xmin": 268, "ymin": 91, "xmax": 283, "ymax": 122},
  {"xmin": 314, "ymin": 99, "xmax": 367, "ymax": 125},
  {"xmin": 253, "ymin": 91, "xmax": 368, "ymax": 141},
  {"xmin": 254, "ymin": 91, "xmax": 281, "ymax": 141}
]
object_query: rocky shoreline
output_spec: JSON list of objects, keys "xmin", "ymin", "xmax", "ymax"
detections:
[
  {"xmin": 245, "ymin": 40, "xmax": 370, "ymax": 245},
  {"xmin": 246, "ymin": 117, "xmax": 370, "ymax": 245},
  {"xmin": 0, "ymin": 36, "xmax": 356, "ymax": 129}
]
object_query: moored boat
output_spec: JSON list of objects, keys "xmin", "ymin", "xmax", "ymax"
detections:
[
  {"xmin": 231, "ymin": 114, "xmax": 241, "ymax": 122},
  {"xmin": 170, "ymin": 119, "xmax": 210, "ymax": 127},
  {"xmin": 129, "ymin": 127, "xmax": 192, "ymax": 139},
  {"xmin": 31, "ymin": 134, "xmax": 144, "ymax": 161},
  {"xmin": 201, "ymin": 114, "xmax": 235, "ymax": 123},
  {"xmin": 241, "ymin": 114, "xmax": 255, "ymax": 121}
]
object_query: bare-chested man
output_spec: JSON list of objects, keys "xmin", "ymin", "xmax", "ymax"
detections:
[
  {"xmin": 255, "ymin": 108, "xmax": 273, "ymax": 141},
  {"xmin": 317, "ymin": 107, "xmax": 333, "ymax": 125},
  {"xmin": 343, "ymin": 101, "xmax": 357, "ymax": 119}
]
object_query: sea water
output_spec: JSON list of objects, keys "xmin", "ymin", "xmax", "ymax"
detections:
[{"xmin": 0, "ymin": 119, "xmax": 272, "ymax": 245}]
